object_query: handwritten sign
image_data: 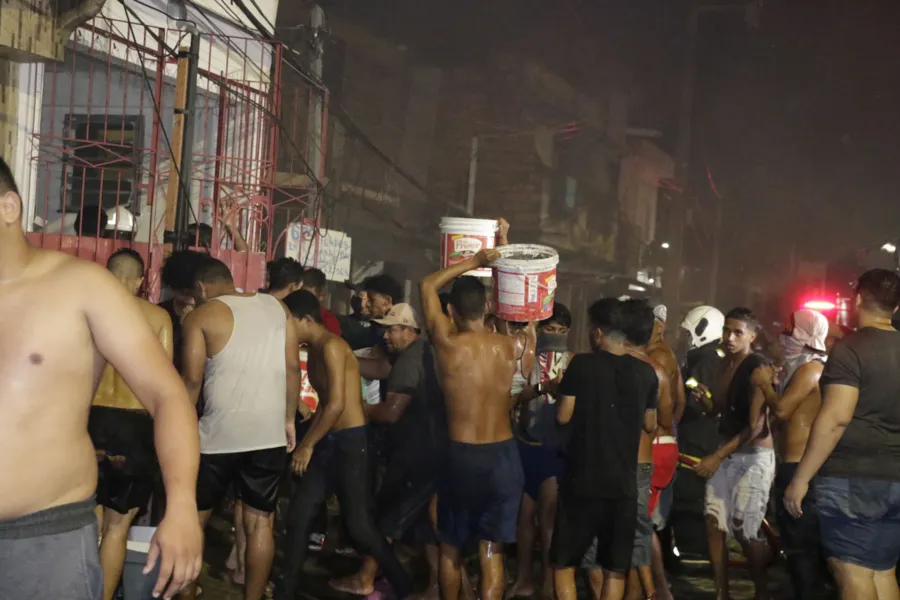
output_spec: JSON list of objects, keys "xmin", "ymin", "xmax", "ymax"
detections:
[{"xmin": 285, "ymin": 223, "xmax": 352, "ymax": 282}]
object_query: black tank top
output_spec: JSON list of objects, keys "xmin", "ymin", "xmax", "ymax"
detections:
[{"xmin": 719, "ymin": 352, "xmax": 769, "ymax": 439}]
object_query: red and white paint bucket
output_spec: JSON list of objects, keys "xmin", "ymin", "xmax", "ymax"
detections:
[
  {"xmin": 492, "ymin": 244, "xmax": 559, "ymax": 322},
  {"xmin": 440, "ymin": 217, "xmax": 498, "ymax": 277}
]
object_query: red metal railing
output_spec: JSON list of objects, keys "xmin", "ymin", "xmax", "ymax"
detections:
[{"xmin": 24, "ymin": 18, "xmax": 323, "ymax": 299}]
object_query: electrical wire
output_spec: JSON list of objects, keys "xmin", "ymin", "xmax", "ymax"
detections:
[{"xmin": 114, "ymin": 3, "xmax": 202, "ymax": 231}]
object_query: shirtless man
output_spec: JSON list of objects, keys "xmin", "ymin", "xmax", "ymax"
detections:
[
  {"xmin": 694, "ymin": 307, "xmax": 774, "ymax": 600},
  {"xmin": 752, "ymin": 309, "xmax": 828, "ymax": 600},
  {"xmin": 277, "ymin": 289, "xmax": 413, "ymax": 600},
  {"xmin": 89, "ymin": 249, "xmax": 175, "ymax": 600},
  {"xmin": 608, "ymin": 299, "xmax": 671, "ymax": 600},
  {"xmin": 420, "ymin": 249, "xmax": 525, "ymax": 600},
  {"xmin": 0, "ymin": 158, "xmax": 201, "ymax": 599},
  {"xmin": 181, "ymin": 257, "xmax": 300, "ymax": 600},
  {"xmin": 646, "ymin": 304, "xmax": 684, "ymax": 600}
]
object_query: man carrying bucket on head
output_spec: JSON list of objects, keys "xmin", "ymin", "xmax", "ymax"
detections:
[{"xmin": 421, "ymin": 242, "xmax": 527, "ymax": 600}]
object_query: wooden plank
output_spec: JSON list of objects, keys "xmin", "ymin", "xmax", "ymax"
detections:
[{"xmin": 164, "ymin": 48, "xmax": 190, "ymax": 232}]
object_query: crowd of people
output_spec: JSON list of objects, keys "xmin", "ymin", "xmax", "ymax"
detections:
[{"xmin": 2, "ymin": 152, "xmax": 900, "ymax": 600}]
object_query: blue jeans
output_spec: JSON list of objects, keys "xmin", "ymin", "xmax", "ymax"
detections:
[{"xmin": 815, "ymin": 475, "xmax": 900, "ymax": 571}]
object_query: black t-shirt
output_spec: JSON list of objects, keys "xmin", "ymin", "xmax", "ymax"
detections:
[
  {"xmin": 558, "ymin": 351, "xmax": 659, "ymax": 499},
  {"xmin": 719, "ymin": 352, "xmax": 769, "ymax": 439},
  {"xmin": 384, "ymin": 339, "xmax": 447, "ymax": 465},
  {"xmin": 820, "ymin": 328, "xmax": 900, "ymax": 481},
  {"xmin": 679, "ymin": 342, "xmax": 725, "ymax": 457}
]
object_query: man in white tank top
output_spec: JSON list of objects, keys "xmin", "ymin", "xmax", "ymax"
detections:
[{"xmin": 180, "ymin": 257, "xmax": 301, "ymax": 600}]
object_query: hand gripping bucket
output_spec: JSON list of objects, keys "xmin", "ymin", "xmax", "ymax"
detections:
[
  {"xmin": 440, "ymin": 217, "xmax": 498, "ymax": 278},
  {"xmin": 492, "ymin": 244, "xmax": 559, "ymax": 322}
]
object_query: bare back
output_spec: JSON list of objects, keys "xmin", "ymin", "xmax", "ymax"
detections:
[
  {"xmin": 93, "ymin": 298, "xmax": 173, "ymax": 411},
  {"xmin": 628, "ymin": 348, "xmax": 667, "ymax": 462},
  {"xmin": 435, "ymin": 329, "xmax": 520, "ymax": 444},
  {"xmin": 779, "ymin": 364, "xmax": 823, "ymax": 463},
  {"xmin": 307, "ymin": 333, "xmax": 365, "ymax": 432},
  {"xmin": 649, "ymin": 342, "xmax": 682, "ymax": 437}
]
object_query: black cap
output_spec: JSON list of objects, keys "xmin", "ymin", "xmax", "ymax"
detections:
[{"xmin": 363, "ymin": 273, "xmax": 404, "ymax": 304}]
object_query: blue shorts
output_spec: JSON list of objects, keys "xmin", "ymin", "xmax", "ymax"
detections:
[
  {"xmin": 517, "ymin": 441, "xmax": 563, "ymax": 500},
  {"xmin": 437, "ymin": 439, "xmax": 524, "ymax": 548},
  {"xmin": 815, "ymin": 476, "xmax": 900, "ymax": 571}
]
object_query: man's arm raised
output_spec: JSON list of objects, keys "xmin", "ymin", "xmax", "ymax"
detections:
[
  {"xmin": 81, "ymin": 263, "xmax": 201, "ymax": 599},
  {"xmin": 420, "ymin": 248, "xmax": 500, "ymax": 347}
]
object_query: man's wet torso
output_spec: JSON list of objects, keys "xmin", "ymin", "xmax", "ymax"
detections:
[
  {"xmin": 435, "ymin": 330, "xmax": 519, "ymax": 445},
  {"xmin": 0, "ymin": 251, "xmax": 103, "ymax": 520}
]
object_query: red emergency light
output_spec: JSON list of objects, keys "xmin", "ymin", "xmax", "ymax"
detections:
[{"xmin": 804, "ymin": 300, "xmax": 837, "ymax": 311}]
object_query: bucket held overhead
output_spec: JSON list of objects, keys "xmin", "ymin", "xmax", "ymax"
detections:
[
  {"xmin": 440, "ymin": 217, "xmax": 499, "ymax": 278},
  {"xmin": 492, "ymin": 244, "xmax": 559, "ymax": 322}
]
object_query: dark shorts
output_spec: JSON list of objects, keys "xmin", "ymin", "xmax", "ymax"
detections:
[
  {"xmin": 437, "ymin": 439, "xmax": 524, "ymax": 547},
  {"xmin": 0, "ymin": 499, "xmax": 102, "ymax": 599},
  {"xmin": 815, "ymin": 475, "xmax": 900, "ymax": 571},
  {"xmin": 376, "ymin": 459, "xmax": 437, "ymax": 543},
  {"xmin": 518, "ymin": 440, "xmax": 563, "ymax": 501},
  {"xmin": 581, "ymin": 464, "xmax": 652, "ymax": 569},
  {"xmin": 197, "ymin": 446, "xmax": 287, "ymax": 513},
  {"xmin": 88, "ymin": 406, "xmax": 157, "ymax": 515},
  {"xmin": 552, "ymin": 490, "xmax": 637, "ymax": 573}
]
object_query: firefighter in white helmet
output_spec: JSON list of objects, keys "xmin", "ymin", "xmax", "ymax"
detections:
[{"xmin": 663, "ymin": 306, "xmax": 727, "ymax": 566}]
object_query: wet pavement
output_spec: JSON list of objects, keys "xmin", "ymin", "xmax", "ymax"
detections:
[{"xmin": 196, "ymin": 513, "xmax": 804, "ymax": 600}]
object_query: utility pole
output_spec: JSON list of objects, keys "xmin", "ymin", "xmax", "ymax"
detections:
[
  {"xmin": 165, "ymin": 32, "xmax": 201, "ymax": 250},
  {"xmin": 307, "ymin": 5, "xmax": 326, "ymax": 181},
  {"xmin": 663, "ymin": 0, "xmax": 699, "ymax": 330}
]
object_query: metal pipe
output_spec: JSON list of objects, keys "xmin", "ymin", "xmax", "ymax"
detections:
[
  {"xmin": 174, "ymin": 32, "xmax": 201, "ymax": 251},
  {"xmin": 466, "ymin": 135, "xmax": 479, "ymax": 215}
]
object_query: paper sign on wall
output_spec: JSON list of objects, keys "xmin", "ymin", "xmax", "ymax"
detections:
[{"xmin": 285, "ymin": 223, "xmax": 352, "ymax": 282}]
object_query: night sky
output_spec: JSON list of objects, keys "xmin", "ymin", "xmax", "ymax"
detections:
[{"xmin": 322, "ymin": 0, "xmax": 900, "ymax": 292}]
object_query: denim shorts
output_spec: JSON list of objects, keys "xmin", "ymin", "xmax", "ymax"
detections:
[{"xmin": 815, "ymin": 475, "xmax": 900, "ymax": 571}]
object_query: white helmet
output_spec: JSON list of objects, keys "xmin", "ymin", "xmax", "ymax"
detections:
[
  {"xmin": 681, "ymin": 305, "xmax": 725, "ymax": 349},
  {"xmin": 105, "ymin": 206, "xmax": 136, "ymax": 233}
]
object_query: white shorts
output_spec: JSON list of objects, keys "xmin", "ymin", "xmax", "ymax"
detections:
[{"xmin": 704, "ymin": 447, "xmax": 775, "ymax": 541}]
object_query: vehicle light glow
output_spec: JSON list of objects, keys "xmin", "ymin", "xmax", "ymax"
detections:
[{"xmin": 804, "ymin": 300, "xmax": 836, "ymax": 311}]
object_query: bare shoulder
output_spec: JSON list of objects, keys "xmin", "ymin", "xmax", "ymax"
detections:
[
  {"xmin": 184, "ymin": 298, "xmax": 223, "ymax": 329},
  {"xmin": 324, "ymin": 333, "xmax": 352, "ymax": 357},
  {"xmin": 649, "ymin": 344, "xmax": 677, "ymax": 371},
  {"xmin": 137, "ymin": 298, "xmax": 170, "ymax": 326},
  {"xmin": 51, "ymin": 251, "xmax": 113, "ymax": 287}
]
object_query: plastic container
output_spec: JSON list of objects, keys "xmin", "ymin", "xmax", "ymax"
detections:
[
  {"xmin": 440, "ymin": 217, "xmax": 498, "ymax": 278},
  {"xmin": 492, "ymin": 244, "xmax": 559, "ymax": 322},
  {"xmin": 121, "ymin": 526, "xmax": 160, "ymax": 600}
]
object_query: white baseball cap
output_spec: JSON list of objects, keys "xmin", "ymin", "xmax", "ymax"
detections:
[{"xmin": 373, "ymin": 303, "xmax": 420, "ymax": 329}]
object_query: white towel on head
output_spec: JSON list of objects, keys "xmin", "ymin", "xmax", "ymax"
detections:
[
  {"xmin": 779, "ymin": 309, "xmax": 829, "ymax": 393},
  {"xmin": 790, "ymin": 309, "xmax": 828, "ymax": 352}
]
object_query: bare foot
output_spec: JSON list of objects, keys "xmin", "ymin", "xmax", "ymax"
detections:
[
  {"xmin": 225, "ymin": 544, "xmax": 239, "ymax": 573},
  {"xmin": 506, "ymin": 580, "xmax": 536, "ymax": 599},
  {"xmin": 461, "ymin": 567, "xmax": 478, "ymax": 600},
  {"xmin": 329, "ymin": 573, "xmax": 376, "ymax": 596},
  {"xmin": 228, "ymin": 570, "xmax": 245, "ymax": 586}
]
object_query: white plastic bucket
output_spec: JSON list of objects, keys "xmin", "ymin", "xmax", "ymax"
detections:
[
  {"xmin": 440, "ymin": 217, "xmax": 498, "ymax": 278},
  {"xmin": 492, "ymin": 244, "xmax": 559, "ymax": 322}
]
